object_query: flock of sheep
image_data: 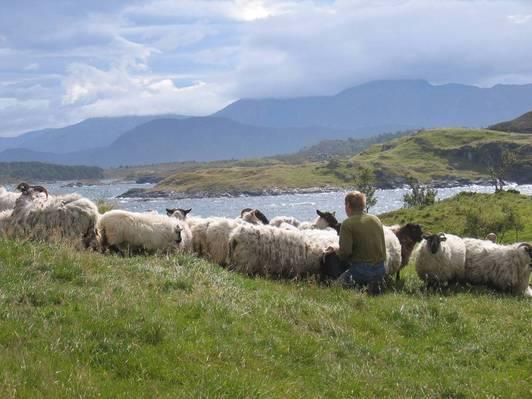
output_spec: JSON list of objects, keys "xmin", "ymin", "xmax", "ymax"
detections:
[{"xmin": 0, "ymin": 183, "xmax": 530, "ymax": 297}]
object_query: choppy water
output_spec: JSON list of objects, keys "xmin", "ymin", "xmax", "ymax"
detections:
[{"xmin": 6, "ymin": 181, "xmax": 531, "ymax": 223}]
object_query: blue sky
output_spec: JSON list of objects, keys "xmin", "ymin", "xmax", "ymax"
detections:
[{"xmin": 1, "ymin": 0, "xmax": 532, "ymax": 136}]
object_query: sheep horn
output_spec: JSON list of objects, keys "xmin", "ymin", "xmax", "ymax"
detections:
[
  {"xmin": 253, "ymin": 209, "xmax": 269, "ymax": 225},
  {"xmin": 31, "ymin": 185, "xmax": 48, "ymax": 198}
]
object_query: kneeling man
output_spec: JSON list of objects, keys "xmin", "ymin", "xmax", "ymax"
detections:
[{"xmin": 332, "ymin": 191, "xmax": 386, "ymax": 294}]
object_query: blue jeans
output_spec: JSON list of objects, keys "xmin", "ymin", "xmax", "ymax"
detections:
[{"xmin": 337, "ymin": 261, "xmax": 385, "ymax": 287}]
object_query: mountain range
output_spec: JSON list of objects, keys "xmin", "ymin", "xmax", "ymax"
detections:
[{"xmin": 1, "ymin": 79, "xmax": 532, "ymax": 167}]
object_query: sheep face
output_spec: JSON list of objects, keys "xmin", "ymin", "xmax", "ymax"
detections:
[
  {"xmin": 316, "ymin": 210, "xmax": 338, "ymax": 229},
  {"xmin": 15, "ymin": 182, "xmax": 48, "ymax": 198},
  {"xmin": 174, "ymin": 226, "xmax": 183, "ymax": 245},
  {"xmin": 16, "ymin": 182, "xmax": 30, "ymax": 194},
  {"xmin": 240, "ymin": 208, "xmax": 269, "ymax": 225},
  {"xmin": 167, "ymin": 208, "xmax": 192, "ymax": 220},
  {"xmin": 518, "ymin": 243, "xmax": 532, "ymax": 267},
  {"xmin": 423, "ymin": 233, "xmax": 447, "ymax": 254},
  {"xmin": 402, "ymin": 223, "xmax": 424, "ymax": 243}
]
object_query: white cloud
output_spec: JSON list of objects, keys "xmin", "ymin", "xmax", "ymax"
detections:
[
  {"xmin": 124, "ymin": 0, "xmax": 293, "ymax": 22},
  {"xmin": 2, "ymin": 0, "xmax": 532, "ymax": 136},
  {"xmin": 507, "ymin": 14, "xmax": 532, "ymax": 24},
  {"xmin": 23, "ymin": 63, "xmax": 40, "ymax": 71},
  {"xmin": 62, "ymin": 62, "xmax": 232, "ymax": 119}
]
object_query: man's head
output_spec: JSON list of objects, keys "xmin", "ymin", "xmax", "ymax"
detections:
[{"xmin": 344, "ymin": 191, "xmax": 366, "ymax": 216}]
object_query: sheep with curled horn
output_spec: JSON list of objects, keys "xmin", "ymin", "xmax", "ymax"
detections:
[
  {"xmin": 15, "ymin": 182, "xmax": 48, "ymax": 198},
  {"xmin": 6, "ymin": 188, "xmax": 99, "ymax": 249},
  {"xmin": 166, "ymin": 207, "xmax": 192, "ymax": 220},
  {"xmin": 463, "ymin": 239, "xmax": 532, "ymax": 296}
]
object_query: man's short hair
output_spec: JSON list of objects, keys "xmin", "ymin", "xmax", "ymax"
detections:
[{"xmin": 345, "ymin": 191, "xmax": 366, "ymax": 212}]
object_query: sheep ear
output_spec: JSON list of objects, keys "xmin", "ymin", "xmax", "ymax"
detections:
[
  {"xmin": 166, "ymin": 208, "xmax": 175, "ymax": 216},
  {"xmin": 316, "ymin": 210, "xmax": 324, "ymax": 217},
  {"xmin": 332, "ymin": 211, "xmax": 336, "ymax": 216},
  {"xmin": 184, "ymin": 208, "xmax": 192, "ymax": 216}
]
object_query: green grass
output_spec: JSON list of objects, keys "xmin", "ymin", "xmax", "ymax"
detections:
[
  {"xmin": 380, "ymin": 191, "xmax": 532, "ymax": 243},
  {"xmin": 156, "ymin": 162, "xmax": 346, "ymax": 194},
  {"xmin": 0, "ymin": 234, "xmax": 531, "ymax": 397},
  {"xmin": 143, "ymin": 128, "xmax": 532, "ymax": 194}
]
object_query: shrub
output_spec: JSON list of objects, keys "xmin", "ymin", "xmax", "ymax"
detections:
[{"xmin": 403, "ymin": 178, "xmax": 437, "ymax": 208}]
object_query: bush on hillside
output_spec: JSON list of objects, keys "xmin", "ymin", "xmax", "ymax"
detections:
[{"xmin": 403, "ymin": 178, "xmax": 437, "ymax": 208}]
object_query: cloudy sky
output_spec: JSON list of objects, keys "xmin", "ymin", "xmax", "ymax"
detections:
[{"xmin": 1, "ymin": 0, "xmax": 532, "ymax": 136}]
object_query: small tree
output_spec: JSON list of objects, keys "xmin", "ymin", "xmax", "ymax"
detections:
[
  {"xmin": 402, "ymin": 177, "xmax": 437, "ymax": 208},
  {"xmin": 354, "ymin": 167, "xmax": 377, "ymax": 212},
  {"xmin": 501, "ymin": 204, "xmax": 524, "ymax": 241},
  {"xmin": 487, "ymin": 150, "xmax": 517, "ymax": 192}
]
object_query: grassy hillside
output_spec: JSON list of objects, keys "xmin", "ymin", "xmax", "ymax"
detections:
[
  {"xmin": 144, "ymin": 128, "xmax": 532, "ymax": 196},
  {"xmin": 330, "ymin": 128, "xmax": 532, "ymax": 185},
  {"xmin": 380, "ymin": 191, "xmax": 532, "ymax": 243},
  {"xmin": 0, "ymin": 236, "xmax": 530, "ymax": 398},
  {"xmin": 0, "ymin": 161, "xmax": 103, "ymax": 182},
  {"xmin": 156, "ymin": 162, "xmax": 346, "ymax": 194},
  {"xmin": 490, "ymin": 110, "xmax": 532, "ymax": 134}
]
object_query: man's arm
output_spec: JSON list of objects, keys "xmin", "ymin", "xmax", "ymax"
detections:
[{"xmin": 336, "ymin": 220, "xmax": 353, "ymax": 261}]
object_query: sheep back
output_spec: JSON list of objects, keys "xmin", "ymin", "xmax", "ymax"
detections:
[
  {"xmin": 463, "ymin": 238, "xmax": 531, "ymax": 295},
  {"xmin": 99, "ymin": 210, "xmax": 182, "ymax": 253}
]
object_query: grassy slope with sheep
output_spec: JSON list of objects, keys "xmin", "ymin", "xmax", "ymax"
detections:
[
  {"xmin": 0, "ymin": 192, "xmax": 531, "ymax": 397},
  {"xmin": 136, "ymin": 128, "xmax": 532, "ymax": 196}
]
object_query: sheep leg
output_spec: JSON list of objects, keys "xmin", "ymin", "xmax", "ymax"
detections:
[
  {"xmin": 109, "ymin": 244, "xmax": 125, "ymax": 257},
  {"xmin": 395, "ymin": 271, "xmax": 400, "ymax": 282}
]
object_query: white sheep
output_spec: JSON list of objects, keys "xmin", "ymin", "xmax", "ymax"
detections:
[
  {"xmin": 6, "ymin": 191, "xmax": 99, "ymax": 249},
  {"xmin": 269, "ymin": 216, "xmax": 301, "ymax": 228},
  {"xmin": 414, "ymin": 233, "xmax": 466, "ymax": 285},
  {"xmin": 463, "ymin": 238, "xmax": 531, "ymax": 296},
  {"xmin": 298, "ymin": 210, "xmax": 339, "ymax": 232},
  {"xmin": 227, "ymin": 223, "xmax": 331, "ymax": 277},
  {"xmin": 0, "ymin": 209, "xmax": 12, "ymax": 236},
  {"xmin": 383, "ymin": 227, "xmax": 402, "ymax": 277},
  {"xmin": 0, "ymin": 186, "xmax": 19, "ymax": 212},
  {"xmin": 98, "ymin": 210, "xmax": 191, "ymax": 255},
  {"xmin": 167, "ymin": 208, "xmax": 266, "ymax": 264}
]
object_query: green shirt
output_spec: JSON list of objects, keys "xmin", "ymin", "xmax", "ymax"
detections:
[{"xmin": 337, "ymin": 213, "xmax": 386, "ymax": 265}]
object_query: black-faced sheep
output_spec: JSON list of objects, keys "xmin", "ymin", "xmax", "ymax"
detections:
[
  {"xmin": 239, "ymin": 208, "xmax": 270, "ymax": 225},
  {"xmin": 414, "ymin": 233, "xmax": 466, "ymax": 285}
]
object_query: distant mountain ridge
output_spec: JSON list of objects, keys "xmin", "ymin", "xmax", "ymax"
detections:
[
  {"xmin": 0, "ymin": 117, "xmax": 357, "ymax": 167},
  {"xmin": 0, "ymin": 115, "xmax": 186, "ymax": 154},
  {"xmin": 2, "ymin": 79, "xmax": 532, "ymax": 167},
  {"xmin": 215, "ymin": 80, "xmax": 532, "ymax": 130}
]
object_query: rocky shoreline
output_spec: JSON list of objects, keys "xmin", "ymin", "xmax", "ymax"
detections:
[{"xmin": 117, "ymin": 177, "xmax": 497, "ymax": 200}]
